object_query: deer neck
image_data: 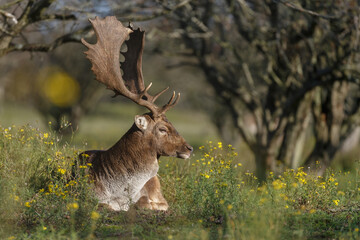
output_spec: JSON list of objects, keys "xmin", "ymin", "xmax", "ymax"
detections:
[{"xmin": 108, "ymin": 124, "xmax": 158, "ymax": 169}]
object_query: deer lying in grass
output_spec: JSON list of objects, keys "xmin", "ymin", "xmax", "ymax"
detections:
[{"xmin": 80, "ymin": 16, "xmax": 193, "ymax": 211}]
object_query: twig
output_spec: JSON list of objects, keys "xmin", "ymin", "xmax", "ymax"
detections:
[
  {"xmin": 0, "ymin": 9, "xmax": 18, "ymax": 24},
  {"xmin": 0, "ymin": 0, "xmax": 23, "ymax": 10},
  {"xmin": 9, "ymin": 25, "xmax": 92, "ymax": 53},
  {"xmin": 121, "ymin": 0, "xmax": 191, "ymax": 22},
  {"xmin": 40, "ymin": 14, "xmax": 77, "ymax": 21},
  {"xmin": 277, "ymin": 0, "xmax": 340, "ymax": 20},
  {"xmin": 0, "ymin": 24, "xmax": 13, "ymax": 35}
]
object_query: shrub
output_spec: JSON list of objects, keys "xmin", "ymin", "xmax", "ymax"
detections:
[{"xmin": 159, "ymin": 141, "xmax": 360, "ymax": 239}]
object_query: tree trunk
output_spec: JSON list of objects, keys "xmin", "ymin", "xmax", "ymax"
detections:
[{"xmin": 254, "ymin": 148, "xmax": 268, "ymax": 183}]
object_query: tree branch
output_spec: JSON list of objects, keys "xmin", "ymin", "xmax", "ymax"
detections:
[
  {"xmin": 0, "ymin": 9, "xmax": 18, "ymax": 24},
  {"xmin": 119, "ymin": 0, "xmax": 191, "ymax": 22},
  {"xmin": 277, "ymin": 0, "xmax": 341, "ymax": 20},
  {"xmin": 9, "ymin": 25, "xmax": 91, "ymax": 53},
  {"xmin": 40, "ymin": 14, "xmax": 77, "ymax": 21},
  {"xmin": 0, "ymin": 0, "xmax": 23, "ymax": 10}
]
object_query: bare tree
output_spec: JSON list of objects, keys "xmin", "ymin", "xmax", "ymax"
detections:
[{"xmin": 155, "ymin": 0, "xmax": 360, "ymax": 180}]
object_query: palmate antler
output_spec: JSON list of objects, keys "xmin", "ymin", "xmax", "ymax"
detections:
[{"xmin": 81, "ymin": 16, "xmax": 179, "ymax": 118}]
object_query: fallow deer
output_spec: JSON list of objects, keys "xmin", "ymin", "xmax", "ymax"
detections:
[{"xmin": 80, "ymin": 16, "xmax": 193, "ymax": 211}]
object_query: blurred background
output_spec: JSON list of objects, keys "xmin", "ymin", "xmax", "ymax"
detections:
[{"xmin": 0, "ymin": 0, "xmax": 359, "ymax": 180}]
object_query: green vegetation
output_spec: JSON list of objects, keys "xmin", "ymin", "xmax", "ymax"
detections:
[{"xmin": 0, "ymin": 124, "xmax": 359, "ymax": 239}]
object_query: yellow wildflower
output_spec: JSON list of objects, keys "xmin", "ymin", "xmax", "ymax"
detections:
[
  {"xmin": 227, "ymin": 204, "xmax": 233, "ymax": 210},
  {"xmin": 309, "ymin": 209, "xmax": 316, "ymax": 214},
  {"xmin": 259, "ymin": 198, "xmax": 267, "ymax": 204},
  {"xmin": 91, "ymin": 211, "xmax": 100, "ymax": 220},
  {"xmin": 67, "ymin": 202, "xmax": 79, "ymax": 210},
  {"xmin": 25, "ymin": 202, "xmax": 31, "ymax": 207},
  {"xmin": 328, "ymin": 176, "xmax": 335, "ymax": 182},
  {"xmin": 337, "ymin": 191, "xmax": 345, "ymax": 196},
  {"xmin": 294, "ymin": 210, "xmax": 301, "ymax": 215},
  {"xmin": 333, "ymin": 200, "xmax": 340, "ymax": 206},
  {"xmin": 298, "ymin": 178, "xmax": 307, "ymax": 184},
  {"xmin": 272, "ymin": 179, "xmax": 286, "ymax": 190}
]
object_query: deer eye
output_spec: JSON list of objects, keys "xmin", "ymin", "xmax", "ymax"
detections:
[{"xmin": 159, "ymin": 127, "xmax": 168, "ymax": 133}]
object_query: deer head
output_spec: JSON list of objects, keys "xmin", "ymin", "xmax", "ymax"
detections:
[
  {"xmin": 133, "ymin": 114, "xmax": 192, "ymax": 159},
  {"xmin": 81, "ymin": 16, "xmax": 193, "ymax": 159}
]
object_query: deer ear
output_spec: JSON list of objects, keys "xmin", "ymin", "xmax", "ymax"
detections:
[{"xmin": 135, "ymin": 115, "xmax": 148, "ymax": 131}]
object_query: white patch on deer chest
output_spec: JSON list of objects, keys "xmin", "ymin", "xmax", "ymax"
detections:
[{"xmin": 96, "ymin": 158, "xmax": 159, "ymax": 211}]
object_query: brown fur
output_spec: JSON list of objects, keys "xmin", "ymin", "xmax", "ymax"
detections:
[{"xmin": 80, "ymin": 114, "xmax": 192, "ymax": 211}]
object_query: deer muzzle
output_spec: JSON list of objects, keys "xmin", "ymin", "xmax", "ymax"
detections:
[{"xmin": 177, "ymin": 143, "xmax": 193, "ymax": 159}]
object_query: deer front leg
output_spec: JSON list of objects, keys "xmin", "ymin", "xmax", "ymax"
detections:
[{"xmin": 136, "ymin": 176, "xmax": 168, "ymax": 211}]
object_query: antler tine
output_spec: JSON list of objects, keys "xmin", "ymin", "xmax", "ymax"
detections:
[
  {"xmin": 138, "ymin": 82, "xmax": 153, "ymax": 100},
  {"xmin": 149, "ymin": 86, "xmax": 170, "ymax": 103},
  {"xmin": 159, "ymin": 92, "xmax": 181, "ymax": 115},
  {"xmin": 143, "ymin": 82, "xmax": 152, "ymax": 93}
]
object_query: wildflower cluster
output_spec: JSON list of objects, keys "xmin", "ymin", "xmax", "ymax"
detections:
[
  {"xmin": 1, "ymin": 125, "xmax": 57, "ymax": 147},
  {"xmin": 181, "ymin": 141, "xmax": 242, "ymax": 220},
  {"xmin": 248, "ymin": 166, "xmax": 351, "ymax": 217},
  {"xmin": 0, "ymin": 125, "xmax": 98, "ymax": 238},
  {"xmin": 164, "ymin": 140, "xmax": 360, "ymax": 238}
]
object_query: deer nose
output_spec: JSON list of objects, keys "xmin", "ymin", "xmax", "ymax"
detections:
[{"xmin": 186, "ymin": 144, "xmax": 193, "ymax": 153}]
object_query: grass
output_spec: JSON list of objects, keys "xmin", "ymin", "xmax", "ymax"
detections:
[{"xmin": 0, "ymin": 124, "xmax": 359, "ymax": 239}]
